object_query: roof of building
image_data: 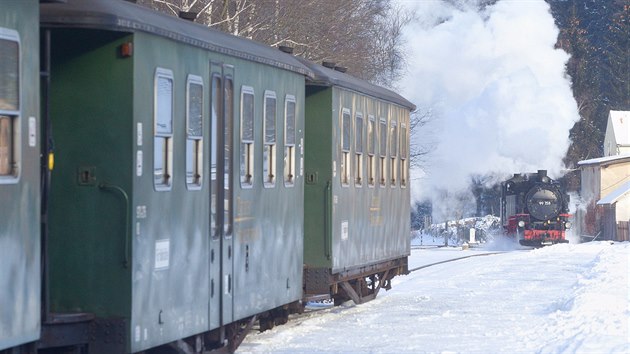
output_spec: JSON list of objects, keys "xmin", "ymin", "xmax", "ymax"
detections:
[
  {"xmin": 597, "ymin": 180, "xmax": 630, "ymax": 205},
  {"xmin": 608, "ymin": 110, "xmax": 630, "ymax": 145},
  {"xmin": 577, "ymin": 154, "xmax": 630, "ymax": 167}
]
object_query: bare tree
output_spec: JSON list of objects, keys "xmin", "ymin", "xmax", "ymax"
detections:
[
  {"xmin": 136, "ymin": 0, "xmax": 411, "ymax": 86},
  {"xmin": 409, "ymin": 107, "xmax": 435, "ymax": 169},
  {"xmin": 366, "ymin": 3, "xmax": 414, "ymax": 87}
]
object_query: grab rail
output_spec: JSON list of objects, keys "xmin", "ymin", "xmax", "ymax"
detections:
[
  {"xmin": 99, "ymin": 182, "xmax": 131, "ymax": 268},
  {"xmin": 324, "ymin": 181, "xmax": 331, "ymax": 260}
]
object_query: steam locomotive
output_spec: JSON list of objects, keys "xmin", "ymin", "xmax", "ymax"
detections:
[{"xmin": 500, "ymin": 170, "xmax": 571, "ymax": 246}]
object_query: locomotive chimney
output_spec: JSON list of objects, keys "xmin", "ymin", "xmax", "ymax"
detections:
[{"xmin": 537, "ymin": 170, "xmax": 547, "ymax": 177}]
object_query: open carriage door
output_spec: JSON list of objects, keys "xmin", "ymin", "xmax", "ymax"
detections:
[{"xmin": 209, "ymin": 62, "xmax": 235, "ymax": 329}]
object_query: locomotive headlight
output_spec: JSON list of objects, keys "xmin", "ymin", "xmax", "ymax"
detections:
[
  {"xmin": 518, "ymin": 220, "xmax": 525, "ymax": 228},
  {"xmin": 565, "ymin": 221, "xmax": 572, "ymax": 229}
]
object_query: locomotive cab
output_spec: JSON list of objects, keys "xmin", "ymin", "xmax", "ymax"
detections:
[{"xmin": 501, "ymin": 170, "xmax": 571, "ymax": 247}]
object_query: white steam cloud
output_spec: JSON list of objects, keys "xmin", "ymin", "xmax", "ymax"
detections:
[{"xmin": 398, "ymin": 0, "xmax": 580, "ymax": 220}]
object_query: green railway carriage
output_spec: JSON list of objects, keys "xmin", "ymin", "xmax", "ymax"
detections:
[
  {"xmin": 301, "ymin": 61, "xmax": 415, "ymax": 304},
  {"xmin": 0, "ymin": 1, "xmax": 41, "ymax": 352},
  {"xmin": 40, "ymin": 0, "xmax": 307, "ymax": 352}
]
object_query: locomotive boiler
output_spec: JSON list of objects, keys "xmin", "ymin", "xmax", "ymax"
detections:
[{"xmin": 500, "ymin": 170, "xmax": 571, "ymax": 246}]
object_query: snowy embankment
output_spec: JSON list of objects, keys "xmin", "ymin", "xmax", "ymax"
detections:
[{"xmin": 238, "ymin": 242, "xmax": 629, "ymax": 353}]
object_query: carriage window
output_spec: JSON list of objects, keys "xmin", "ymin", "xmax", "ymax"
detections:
[
  {"xmin": 390, "ymin": 120, "xmax": 398, "ymax": 187},
  {"xmin": 355, "ymin": 113, "xmax": 363, "ymax": 186},
  {"xmin": 284, "ymin": 95, "xmax": 296, "ymax": 187},
  {"xmin": 0, "ymin": 38, "xmax": 19, "ymax": 111},
  {"xmin": 367, "ymin": 115, "xmax": 375, "ymax": 187},
  {"xmin": 401, "ymin": 122, "xmax": 407, "ymax": 187},
  {"xmin": 0, "ymin": 117, "xmax": 14, "ymax": 176},
  {"xmin": 154, "ymin": 68, "xmax": 174, "ymax": 190},
  {"xmin": 341, "ymin": 109, "xmax": 351, "ymax": 186},
  {"xmin": 186, "ymin": 75, "xmax": 203, "ymax": 189},
  {"xmin": 0, "ymin": 33, "xmax": 20, "ymax": 180},
  {"xmin": 379, "ymin": 118, "xmax": 387, "ymax": 187},
  {"xmin": 263, "ymin": 91, "xmax": 276, "ymax": 187},
  {"xmin": 210, "ymin": 75, "xmax": 222, "ymax": 239},
  {"xmin": 240, "ymin": 86, "xmax": 254, "ymax": 188}
]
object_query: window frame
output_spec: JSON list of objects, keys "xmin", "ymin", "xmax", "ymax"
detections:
[
  {"xmin": 340, "ymin": 108, "xmax": 352, "ymax": 187},
  {"xmin": 367, "ymin": 115, "xmax": 376, "ymax": 187},
  {"xmin": 401, "ymin": 121, "xmax": 408, "ymax": 188},
  {"xmin": 263, "ymin": 90, "xmax": 277, "ymax": 188},
  {"xmin": 284, "ymin": 95, "xmax": 297, "ymax": 187},
  {"xmin": 153, "ymin": 67, "xmax": 174, "ymax": 191},
  {"xmin": 0, "ymin": 28, "xmax": 21, "ymax": 184},
  {"xmin": 210, "ymin": 73, "xmax": 222, "ymax": 240},
  {"xmin": 223, "ymin": 75, "xmax": 234, "ymax": 237},
  {"xmin": 378, "ymin": 117, "xmax": 387, "ymax": 187},
  {"xmin": 240, "ymin": 85, "xmax": 255, "ymax": 188},
  {"xmin": 185, "ymin": 74, "xmax": 204, "ymax": 190},
  {"xmin": 390, "ymin": 119, "xmax": 398, "ymax": 187},
  {"xmin": 354, "ymin": 112, "xmax": 363, "ymax": 187}
]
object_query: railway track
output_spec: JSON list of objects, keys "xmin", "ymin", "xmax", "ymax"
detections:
[{"xmin": 408, "ymin": 251, "xmax": 510, "ymax": 273}]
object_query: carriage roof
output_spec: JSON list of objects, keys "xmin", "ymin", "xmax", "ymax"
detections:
[
  {"xmin": 297, "ymin": 57, "xmax": 416, "ymax": 111},
  {"xmin": 40, "ymin": 0, "xmax": 312, "ymax": 77}
]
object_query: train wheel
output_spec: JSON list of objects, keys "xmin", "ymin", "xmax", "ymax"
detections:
[
  {"xmin": 226, "ymin": 316, "xmax": 257, "ymax": 353},
  {"xmin": 259, "ymin": 318, "xmax": 275, "ymax": 331},
  {"xmin": 273, "ymin": 308, "xmax": 289, "ymax": 326},
  {"xmin": 333, "ymin": 293, "xmax": 350, "ymax": 306}
]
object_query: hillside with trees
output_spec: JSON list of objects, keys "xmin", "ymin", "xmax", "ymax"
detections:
[{"xmin": 548, "ymin": 0, "xmax": 628, "ymax": 170}]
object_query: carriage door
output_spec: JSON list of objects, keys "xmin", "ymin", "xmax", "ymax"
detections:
[{"xmin": 209, "ymin": 62, "xmax": 235, "ymax": 329}]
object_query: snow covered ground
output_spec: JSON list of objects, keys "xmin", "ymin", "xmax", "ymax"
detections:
[{"xmin": 237, "ymin": 241, "xmax": 629, "ymax": 353}]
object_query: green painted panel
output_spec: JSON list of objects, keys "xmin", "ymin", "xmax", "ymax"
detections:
[
  {"xmin": 329, "ymin": 88, "xmax": 411, "ymax": 272},
  {"xmin": 46, "ymin": 26, "xmax": 307, "ymax": 353},
  {"xmin": 229, "ymin": 64, "xmax": 305, "ymax": 321},
  {"xmin": 129, "ymin": 32, "xmax": 212, "ymax": 352},
  {"xmin": 48, "ymin": 30, "xmax": 133, "ymax": 322},
  {"xmin": 303, "ymin": 86, "xmax": 333, "ymax": 268},
  {"xmin": 304, "ymin": 85, "xmax": 411, "ymax": 274},
  {"xmin": 128, "ymin": 32, "xmax": 305, "ymax": 352}
]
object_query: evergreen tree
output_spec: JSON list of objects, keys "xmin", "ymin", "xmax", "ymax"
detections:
[{"xmin": 547, "ymin": 0, "xmax": 629, "ymax": 175}]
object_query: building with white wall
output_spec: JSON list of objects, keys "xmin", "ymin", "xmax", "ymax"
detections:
[
  {"xmin": 603, "ymin": 110, "xmax": 630, "ymax": 156},
  {"xmin": 577, "ymin": 152, "xmax": 630, "ymax": 241}
]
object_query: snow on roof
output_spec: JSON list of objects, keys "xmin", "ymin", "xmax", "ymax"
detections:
[
  {"xmin": 597, "ymin": 179, "xmax": 630, "ymax": 205},
  {"xmin": 609, "ymin": 110, "xmax": 630, "ymax": 145},
  {"xmin": 577, "ymin": 153, "xmax": 630, "ymax": 166}
]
